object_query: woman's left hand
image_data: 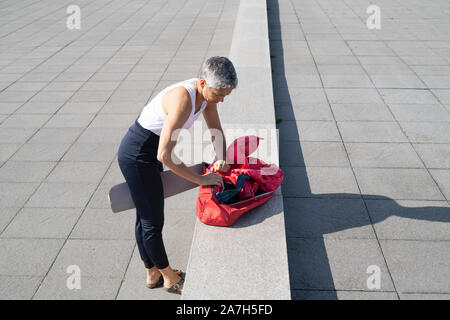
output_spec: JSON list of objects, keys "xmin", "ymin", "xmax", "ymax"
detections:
[{"xmin": 213, "ymin": 160, "xmax": 230, "ymax": 173}]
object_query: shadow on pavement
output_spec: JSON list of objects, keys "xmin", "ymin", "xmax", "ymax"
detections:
[{"xmin": 265, "ymin": 0, "xmax": 449, "ymax": 300}]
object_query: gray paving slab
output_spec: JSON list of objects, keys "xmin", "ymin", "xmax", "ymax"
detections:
[
  {"xmin": 284, "ymin": 197, "xmax": 375, "ymax": 239},
  {"xmin": 28, "ymin": 127, "xmax": 84, "ymax": 144},
  {"xmin": 429, "ymin": 169, "xmax": 450, "ymax": 200},
  {"xmin": 325, "ymin": 88, "xmax": 384, "ymax": 104},
  {"xmin": 99, "ymin": 101, "xmax": 145, "ymax": 114},
  {"xmin": 322, "ymin": 74, "xmax": 374, "ymax": 88},
  {"xmin": 33, "ymin": 275, "xmax": 123, "ymax": 300},
  {"xmin": 345, "ymin": 143, "xmax": 424, "ymax": 168},
  {"xmin": 1, "ymin": 114, "xmax": 52, "ymax": 128},
  {"xmin": 10, "ymin": 143, "xmax": 72, "ymax": 162},
  {"xmin": 354, "ymin": 168, "xmax": 445, "ymax": 200},
  {"xmin": 292, "ymin": 290, "xmax": 398, "ymax": 300},
  {"xmin": 0, "ymin": 161, "xmax": 56, "ymax": 182},
  {"xmin": 275, "ymin": 103, "xmax": 334, "ymax": 121},
  {"xmin": 399, "ymin": 293, "xmax": 450, "ymax": 300},
  {"xmin": 57, "ymin": 102, "xmax": 105, "ymax": 114},
  {"xmin": 0, "ymin": 128, "xmax": 37, "ymax": 143},
  {"xmin": 388, "ymin": 103, "xmax": 450, "ymax": 122},
  {"xmin": 279, "ymin": 141, "xmax": 350, "ymax": 167},
  {"xmin": 380, "ymin": 240, "xmax": 450, "ymax": 293},
  {"xmin": 25, "ymin": 182, "xmax": 98, "ymax": 208},
  {"xmin": 281, "ymin": 166, "xmax": 360, "ymax": 198},
  {"xmin": 45, "ymin": 161, "xmax": 109, "ymax": 183},
  {"xmin": 337, "ymin": 121, "xmax": 409, "ymax": 143},
  {"xmin": 1, "ymin": 207, "xmax": 83, "ymax": 239},
  {"xmin": 0, "ymin": 207, "xmax": 19, "ymax": 233},
  {"xmin": 431, "ymin": 89, "xmax": 450, "ymax": 104},
  {"xmin": 278, "ymin": 120, "xmax": 341, "ymax": 142},
  {"xmin": 70, "ymin": 208, "xmax": 135, "ymax": 240},
  {"xmin": 0, "ymin": 182, "xmax": 39, "ymax": 208},
  {"xmin": 15, "ymin": 102, "xmax": 65, "ymax": 114},
  {"xmin": 413, "ymin": 144, "xmax": 450, "ymax": 169},
  {"xmin": 0, "ymin": 276, "xmax": 43, "ymax": 300},
  {"xmin": 370, "ymin": 75, "xmax": 426, "ymax": 89},
  {"xmin": 29, "ymin": 91, "xmax": 74, "ymax": 103},
  {"xmin": 330, "ymin": 103, "xmax": 395, "ymax": 121},
  {"xmin": 379, "ymin": 89, "xmax": 441, "ymax": 105},
  {"xmin": 287, "ymin": 238, "xmax": 395, "ymax": 291},
  {"xmin": 76, "ymin": 127, "xmax": 129, "ymax": 144},
  {"xmin": 61, "ymin": 142, "xmax": 118, "ymax": 162},
  {"xmin": 89, "ymin": 114, "xmax": 138, "ymax": 128},
  {"xmin": 366, "ymin": 200, "xmax": 450, "ymax": 240},
  {"xmin": 0, "ymin": 90, "xmax": 37, "ymax": 102},
  {"xmin": 275, "ymin": 87, "xmax": 328, "ymax": 104},
  {"xmin": 44, "ymin": 114, "xmax": 95, "ymax": 128},
  {"xmin": 0, "ymin": 143, "xmax": 22, "ymax": 161},
  {"xmin": 45, "ymin": 239, "xmax": 134, "ymax": 279},
  {"xmin": 399, "ymin": 122, "xmax": 450, "ymax": 143},
  {"xmin": 0, "ymin": 238, "xmax": 64, "ymax": 276},
  {"xmin": 0, "ymin": 102, "xmax": 22, "ymax": 114}
]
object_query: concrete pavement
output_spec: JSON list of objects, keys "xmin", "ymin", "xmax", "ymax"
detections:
[
  {"xmin": 269, "ymin": 0, "xmax": 449, "ymax": 300},
  {"xmin": 0, "ymin": 0, "xmax": 449, "ymax": 300}
]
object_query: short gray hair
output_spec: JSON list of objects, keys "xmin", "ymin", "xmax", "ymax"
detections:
[{"xmin": 199, "ymin": 56, "xmax": 238, "ymax": 89}]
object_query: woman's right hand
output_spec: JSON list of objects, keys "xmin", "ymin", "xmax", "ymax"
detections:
[{"xmin": 199, "ymin": 172, "xmax": 223, "ymax": 187}]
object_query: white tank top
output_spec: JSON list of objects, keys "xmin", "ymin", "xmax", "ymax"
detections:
[{"xmin": 137, "ymin": 78, "xmax": 207, "ymax": 136}]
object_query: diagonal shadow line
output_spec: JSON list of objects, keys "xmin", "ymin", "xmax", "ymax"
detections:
[{"xmin": 264, "ymin": 0, "xmax": 450, "ymax": 300}]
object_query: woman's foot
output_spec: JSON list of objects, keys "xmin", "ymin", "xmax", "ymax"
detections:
[
  {"xmin": 146, "ymin": 267, "xmax": 183, "ymax": 288},
  {"xmin": 163, "ymin": 275, "xmax": 184, "ymax": 294},
  {"xmin": 159, "ymin": 266, "xmax": 185, "ymax": 294},
  {"xmin": 146, "ymin": 266, "xmax": 162, "ymax": 288}
]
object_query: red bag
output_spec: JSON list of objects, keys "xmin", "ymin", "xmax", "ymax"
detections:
[{"xmin": 196, "ymin": 136, "xmax": 284, "ymax": 227}]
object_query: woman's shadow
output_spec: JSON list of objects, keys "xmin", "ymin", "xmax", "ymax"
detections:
[{"xmin": 232, "ymin": 0, "xmax": 450, "ymax": 300}]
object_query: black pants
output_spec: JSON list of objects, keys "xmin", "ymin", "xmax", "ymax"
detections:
[{"xmin": 117, "ymin": 118, "xmax": 169, "ymax": 269}]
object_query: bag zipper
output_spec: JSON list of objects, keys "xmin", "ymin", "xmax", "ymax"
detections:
[{"xmin": 229, "ymin": 191, "xmax": 273, "ymax": 206}]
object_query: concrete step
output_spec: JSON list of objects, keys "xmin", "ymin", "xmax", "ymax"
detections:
[{"xmin": 182, "ymin": 0, "xmax": 290, "ymax": 300}]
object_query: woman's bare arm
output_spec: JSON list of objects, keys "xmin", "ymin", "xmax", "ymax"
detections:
[
  {"xmin": 202, "ymin": 102, "xmax": 227, "ymax": 162},
  {"xmin": 157, "ymin": 87, "xmax": 203, "ymax": 185}
]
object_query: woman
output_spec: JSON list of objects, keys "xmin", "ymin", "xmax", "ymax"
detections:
[{"xmin": 117, "ymin": 56, "xmax": 238, "ymax": 295}]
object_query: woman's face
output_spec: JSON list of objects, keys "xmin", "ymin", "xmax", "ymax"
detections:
[
  {"xmin": 206, "ymin": 87, "xmax": 233, "ymax": 103},
  {"xmin": 199, "ymin": 79, "xmax": 233, "ymax": 103}
]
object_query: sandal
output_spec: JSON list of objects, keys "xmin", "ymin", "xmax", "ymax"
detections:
[
  {"xmin": 164, "ymin": 276, "xmax": 185, "ymax": 295},
  {"xmin": 146, "ymin": 275, "xmax": 163, "ymax": 289},
  {"xmin": 146, "ymin": 269, "xmax": 184, "ymax": 289}
]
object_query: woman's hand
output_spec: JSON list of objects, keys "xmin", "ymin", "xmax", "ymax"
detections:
[
  {"xmin": 199, "ymin": 172, "xmax": 223, "ymax": 187},
  {"xmin": 213, "ymin": 160, "xmax": 230, "ymax": 173}
]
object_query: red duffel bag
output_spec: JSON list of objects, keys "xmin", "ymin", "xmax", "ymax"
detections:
[{"xmin": 196, "ymin": 136, "xmax": 284, "ymax": 227}]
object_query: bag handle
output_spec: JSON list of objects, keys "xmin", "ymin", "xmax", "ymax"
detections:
[{"xmin": 214, "ymin": 174, "xmax": 250, "ymax": 204}]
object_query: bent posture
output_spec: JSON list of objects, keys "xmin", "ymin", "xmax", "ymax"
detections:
[{"xmin": 117, "ymin": 56, "xmax": 237, "ymax": 294}]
